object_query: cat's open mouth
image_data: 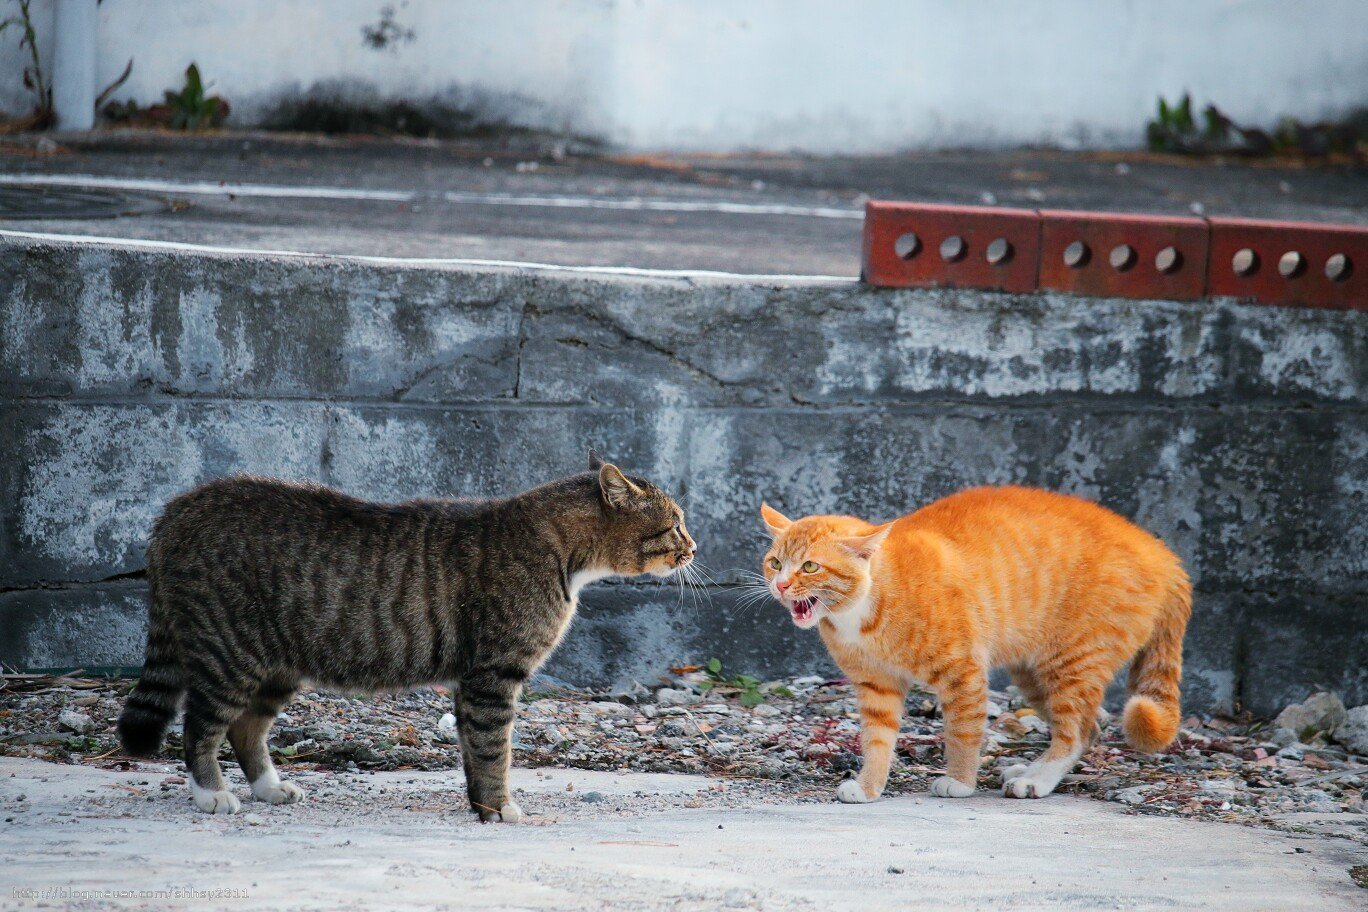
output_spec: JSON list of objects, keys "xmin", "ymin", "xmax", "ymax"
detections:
[{"xmin": 789, "ymin": 597, "xmax": 817, "ymax": 623}]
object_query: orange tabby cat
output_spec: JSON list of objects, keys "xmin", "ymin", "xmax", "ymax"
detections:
[{"xmin": 760, "ymin": 486, "xmax": 1190, "ymax": 802}]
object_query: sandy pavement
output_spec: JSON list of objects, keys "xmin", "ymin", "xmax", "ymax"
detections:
[{"xmin": 2, "ymin": 756, "xmax": 1365, "ymax": 911}]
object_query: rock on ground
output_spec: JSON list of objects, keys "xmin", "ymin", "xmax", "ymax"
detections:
[
  {"xmin": 1338, "ymin": 706, "xmax": 1368, "ymax": 756},
  {"xmin": 1275, "ymin": 692, "xmax": 1348, "ymax": 740}
]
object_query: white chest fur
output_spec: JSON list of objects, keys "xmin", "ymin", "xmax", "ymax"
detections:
[
  {"xmin": 568, "ymin": 567, "xmax": 614, "ymax": 603},
  {"xmin": 542, "ymin": 567, "xmax": 615, "ymax": 656},
  {"xmin": 824, "ymin": 594, "xmax": 873, "ymax": 644}
]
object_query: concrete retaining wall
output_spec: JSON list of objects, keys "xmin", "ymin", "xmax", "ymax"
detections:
[{"xmin": 2, "ymin": 237, "xmax": 1365, "ymax": 714}]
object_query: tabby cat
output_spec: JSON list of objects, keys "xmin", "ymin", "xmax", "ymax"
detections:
[
  {"xmin": 118, "ymin": 457, "xmax": 694, "ymax": 819},
  {"xmin": 760, "ymin": 486, "xmax": 1189, "ymax": 802}
]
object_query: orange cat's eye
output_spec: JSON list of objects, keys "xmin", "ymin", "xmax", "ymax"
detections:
[
  {"xmin": 768, "ymin": 557, "xmax": 781, "ymax": 570},
  {"xmin": 801, "ymin": 561, "xmax": 820, "ymax": 573}
]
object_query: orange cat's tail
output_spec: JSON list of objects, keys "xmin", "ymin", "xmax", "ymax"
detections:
[{"xmin": 1122, "ymin": 571, "xmax": 1192, "ymax": 753}]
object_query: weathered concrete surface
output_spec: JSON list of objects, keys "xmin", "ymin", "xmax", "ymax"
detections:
[
  {"xmin": 1, "ymin": 238, "xmax": 1365, "ymax": 713},
  {"xmin": 2, "ymin": 756, "xmax": 1365, "ymax": 911}
]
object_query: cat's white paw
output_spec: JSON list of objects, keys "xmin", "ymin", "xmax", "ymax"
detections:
[
  {"xmin": 1002, "ymin": 770, "xmax": 1057, "ymax": 799},
  {"xmin": 929, "ymin": 775, "xmax": 975, "ymax": 798},
  {"xmin": 836, "ymin": 780, "xmax": 874, "ymax": 804},
  {"xmin": 252, "ymin": 780, "xmax": 305, "ymax": 805},
  {"xmin": 191, "ymin": 786, "xmax": 241, "ymax": 814},
  {"xmin": 998, "ymin": 763, "xmax": 1030, "ymax": 782},
  {"xmin": 479, "ymin": 799, "xmax": 523, "ymax": 823}
]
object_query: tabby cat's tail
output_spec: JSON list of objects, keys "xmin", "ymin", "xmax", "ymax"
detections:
[
  {"xmin": 1122, "ymin": 570, "xmax": 1192, "ymax": 753},
  {"xmin": 117, "ymin": 572, "xmax": 185, "ymax": 756}
]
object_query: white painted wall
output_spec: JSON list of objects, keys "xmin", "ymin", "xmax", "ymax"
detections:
[
  {"xmin": 0, "ymin": 0, "xmax": 55, "ymax": 119},
  {"xmin": 609, "ymin": 0, "xmax": 1368, "ymax": 151},
  {"xmin": 2, "ymin": 0, "xmax": 1365, "ymax": 152}
]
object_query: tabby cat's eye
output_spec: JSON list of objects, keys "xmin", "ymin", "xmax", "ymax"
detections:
[
  {"xmin": 768, "ymin": 557, "xmax": 781, "ymax": 570},
  {"xmin": 801, "ymin": 560, "xmax": 820, "ymax": 573}
]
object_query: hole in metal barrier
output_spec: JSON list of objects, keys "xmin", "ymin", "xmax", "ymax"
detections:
[
  {"xmin": 939, "ymin": 235, "xmax": 967, "ymax": 262},
  {"xmin": 894, "ymin": 233, "xmax": 921, "ymax": 260},
  {"xmin": 1232, "ymin": 248, "xmax": 1259, "ymax": 277},
  {"xmin": 985, "ymin": 238, "xmax": 1013, "ymax": 265},
  {"xmin": 1109, "ymin": 244, "xmax": 1137, "ymax": 272},
  {"xmin": 1155, "ymin": 246, "xmax": 1182, "ymax": 274},
  {"xmin": 1325, "ymin": 253, "xmax": 1352, "ymax": 283},
  {"xmin": 1063, "ymin": 241, "xmax": 1090, "ymax": 269},
  {"xmin": 1278, "ymin": 251, "xmax": 1306, "ymax": 279}
]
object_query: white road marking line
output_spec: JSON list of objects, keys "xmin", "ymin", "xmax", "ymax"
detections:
[
  {"xmin": 0, "ymin": 173, "xmax": 414, "ymax": 201},
  {"xmin": 441, "ymin": 191, "xmax": 864, "ymax": 220},
  {"xmin": 0, "ymin": 173, "xmax": 865, "ymax": 219},
  {"xmin": 0, "ymin": 227, "xmax": 857, "ymax": 283}
]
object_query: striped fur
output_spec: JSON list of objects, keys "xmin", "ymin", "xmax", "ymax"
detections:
[
  {"xmin": 118, "ymin": 460, "xmax": 694, "ymax": 818},
  {"xmin": 761, "ymin": 486, "xmax": 1191, "ymax": 802}
]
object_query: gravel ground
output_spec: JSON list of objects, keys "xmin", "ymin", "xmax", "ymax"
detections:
[{"xmin": 2, "ymin": 670, "xmax": 1365, "ymax": 846}]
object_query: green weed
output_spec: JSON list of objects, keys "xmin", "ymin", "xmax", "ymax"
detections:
[{"xmin": 698, "ymin": 658, "xmax": 793, "ymax": 708}]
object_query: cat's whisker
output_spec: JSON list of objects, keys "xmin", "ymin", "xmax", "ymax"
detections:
[
  {"xmin": 680, "ymin": 564, "xmax": 704, "ymax": 610},
  {"xmin": 686, "ymin": 561, "xmax": 721, "ymax": 586},
  {"xmin": 694, "ymin": 566, "xmax": 716, "ymax": 601},
  {"xmin": 733, "ymin": 590, "xmax": 778, "ymax": 614}
]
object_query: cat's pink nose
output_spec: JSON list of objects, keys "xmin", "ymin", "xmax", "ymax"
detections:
[{"xmin": 776, "ymin": 579, "xmax": 791, "ymax": 593}]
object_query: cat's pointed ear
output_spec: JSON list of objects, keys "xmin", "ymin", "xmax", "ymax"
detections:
[
  {"xmin": 837, "ymin": 524, "xmax": 892, "ymax": 560},
  {"xmin": 587, "ymin": 449, "xmax": 606, "ymax": 471},
  {"xmin": 760, "ymin": 502, "xmax": 792, "ymax": 538},
  {"xmin": 598, "ymin": 463, "xmax": 641, "ymax": 509}
]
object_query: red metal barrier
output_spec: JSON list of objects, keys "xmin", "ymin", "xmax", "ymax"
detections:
[
  {"xmin": 862, "ymin": 201, "xmax": 1366, "ymax": 310},
  {"xmin": 1207, "ymin": 218, "xmax": 1367, "ymax": 310},
  {"xmin": 1038, "ymin": 210, "xmax": 1208, "ymax": 302},
  {"xmin": 861, "ymin": 202, "xmax": 1039, "ymax": 293}
]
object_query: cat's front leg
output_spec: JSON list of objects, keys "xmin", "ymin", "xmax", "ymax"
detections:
[
  {"xmin": 837, "ymin": 679, "xmax": 907, "ymax": 804},
  {"xmin": 929, "ymin": 666, "xmax": 988, "ymax": 798},
  {"xmin": 456, "ymin": 667, "xmax": 525, "ymax": 823}
]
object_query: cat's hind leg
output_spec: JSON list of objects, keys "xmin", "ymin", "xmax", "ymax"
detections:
[
  {"xmin": 1002, "ymin": 671, "xmax": 1105, "ymax": 799},
  {"xmin": 183, "ymin": 689, "xmax": 243, "ymax": 814},
  {"xmin": 999, "ymin": 665, "xmax": 1051, "ymax": 782},
  {"xmin": 229, "ymin": 678, "xmax": 303, "ymax": 805}
]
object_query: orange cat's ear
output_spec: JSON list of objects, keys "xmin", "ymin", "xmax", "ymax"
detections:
[
  {"xmin": 760, "ymin": 502, "xmax": 792, "ymax": 538},
  {"xmin": 837, "ymin": 524, "xmax": 891, "ymax": 560}
]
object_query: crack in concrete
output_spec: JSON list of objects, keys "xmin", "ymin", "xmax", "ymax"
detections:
[
  {"xmin": 547, "ymin": 304, "xmax": 740, "ymax": 390},
  {"xmin": 513, "ymin": 299, "xmax": 531, "ymax": 400},
  {"xmin": 4, "ymin": 392, "xmax": 1364, "ymax": 415},
  {"xmin": 0, "ymin": 569, "xmax": 147, "ymax": 594}
]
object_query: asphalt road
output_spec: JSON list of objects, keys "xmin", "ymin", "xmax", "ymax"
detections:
[{"xmin": 1, "ymin": 132, "xmax": 1365, "ymax": 274}]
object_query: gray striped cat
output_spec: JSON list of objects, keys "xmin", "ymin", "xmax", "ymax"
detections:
[{"xmin": 117, "ymin": 457, "xmax": 695, "ymax": 820}]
